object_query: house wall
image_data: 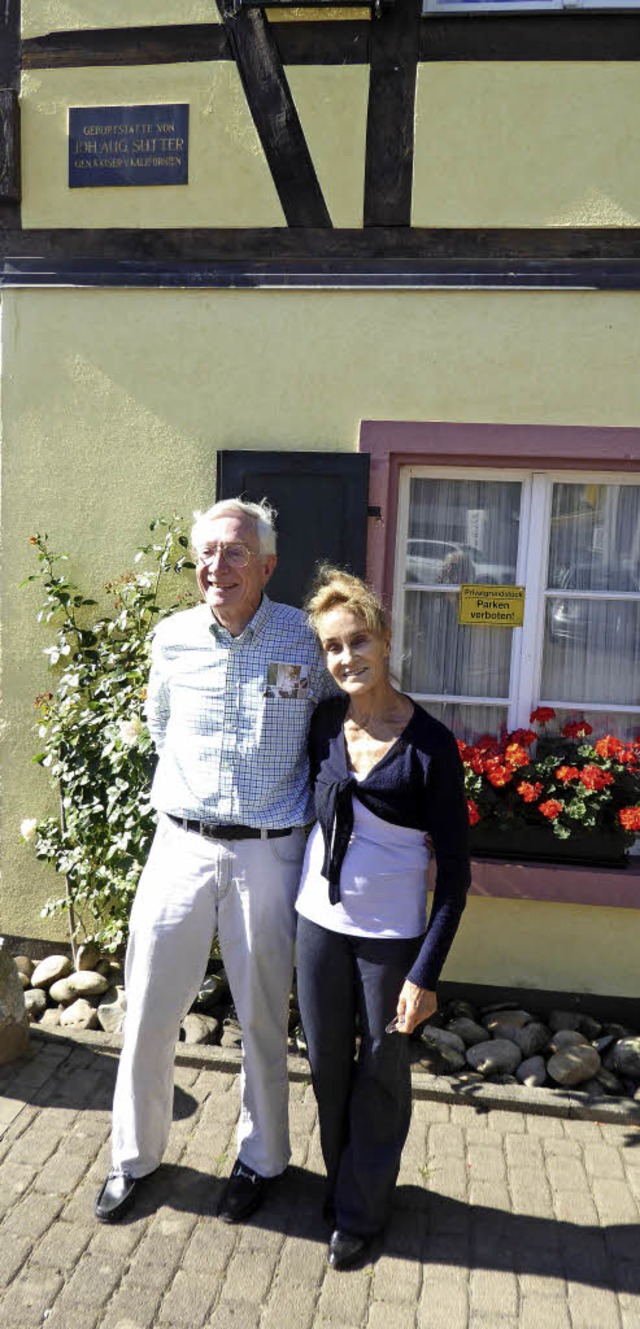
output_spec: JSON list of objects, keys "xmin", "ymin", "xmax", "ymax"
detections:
[{"xmin": 3, "ymin": 284, "xmax": 640, "ymax": 997}]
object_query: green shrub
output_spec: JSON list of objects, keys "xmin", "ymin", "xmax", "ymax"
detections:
[{"xmin": 21, "ymin": 518, "xmax": 196, "ymax": 952}]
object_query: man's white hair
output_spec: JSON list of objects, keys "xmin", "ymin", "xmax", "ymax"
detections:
[{"xmin": 191, "ymin": 497, "xmax": 277, "ymax": 557}]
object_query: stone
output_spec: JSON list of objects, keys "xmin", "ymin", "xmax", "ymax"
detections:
[
  {"xmin": 39, "ymin": 1007, "xmax": 61, "ymax": 1030},
  {"xmin": 24, "ymin": 989, "xmax": 47, "ymax": 1021},
  {"xmin": 220, "ymin": 1019, "xmax": 243, "ymax": 1049},
  {"xmin": 193, "ymin": 971, "xmax": 229, "ymax": 1012},
  {"xmin": 487, "ymin": 1073, "xmax": 519, "ymax": 1085},
  {"xmin": 0, "ymin": 941, "xmax": 30, "ymax": 1063},
  {"xmin": 30, "ymin": 954, "xmax": 72, "ymax": 989},
  {"xmin": 466, "ymin": 1038, "xmax": 522, "ymax": 1076},
  {"xmin": 421, "ymin": 1026, "xmax": 466, "ymax": 1056},
  {"xmin": 613, "ymin": 1036, "xmax": 640, "ymax": 1080},
  {"xmin": 578, "ymin": 1014, "xmax": 603, "ymax": 1040},
  {"xmin": 512, "ymin": 1022, "xmax": 550, "ymax": 1058},
  {"xmin": 547, "ymin": 1029, "xmax": 590, "ymax": 1054},
  {"xmin": 75, "ymin": 942, "xmax": 103, "ymax": 971},
  {"xmin": 97, "ymin": 985, "xmax": 127, "ymax": 1036},
  {"xmin": 48, "ymin": 978, "xmax": 76, "ymax": 1005},
  {"xmin": 447, "ymin": 1000, "xmax": 480, "ymax": 1023},
  {"xmin": 67, "ymin": 970, "xmax": 110, "ymax": 998},
  {"xmin": 516, "ymin": 1056, "xmax": 547, "ymax": 1087},
  {"xmin": 447, "ymin": 1017, "xmax": 488, "ymax": 1047},
  {"xmin": 594, "ymin": 1035, "xmax": 616, "ymax": 1054},
  {"xmin": 13, "ymin": 955, "xmax": 35, "ymax": 979},
  {"xmin": 59, "ymin": 999, "xmax": 98, "ymax": 1031},
  {"xmin": 595, "ymin": 1068, "xmax": 625, "ymax": 1096},
  {"xmin": 181, "ymin": 1013, "xmax": 220, "ymax": 1045},
  {"xmin": 603, "ymin": 1022, "xmax": 636, "ymax": 1040},
  {"xmin": 547, "ymin": 1044, "xmax": 601, "ymax": 1087},
  {"xmin": 482, "ymin": 1009, "xmax": 533, "ymax": 1033},
  {"xmin": 548, "ymin": 1009, "xmax": 582, "ymax": 1032},
  {"xmin": 17, "ymin": 972, "xmax": 31, "ymax": 991}
]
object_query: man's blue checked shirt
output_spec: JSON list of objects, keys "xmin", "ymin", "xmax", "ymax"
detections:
[{"xmin": 146, "ymin": 596, "xmax": 335, "ymax": 827}]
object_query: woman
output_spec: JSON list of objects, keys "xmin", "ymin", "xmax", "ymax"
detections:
[{"xmin": 295, "ymin": 568, "xmax": 470, "ymax": 1269}]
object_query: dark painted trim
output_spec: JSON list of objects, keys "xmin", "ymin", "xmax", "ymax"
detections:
[
  {"xmin": 364, "ymin": 0, "xmax": 422, "ymax": 226},
  {"xmin": 22, "ymin": 21, "xmax": 372, "ymax": 70},
  {"xmin": 2, "ymin": 256, "xmax": 640, "ymax": 289},
  {"xmin": 22, "ymin": 13, "xmax": 640, "ymax": 71},
  {"xmin": 218, "ymin": 6, "xmax": 332, "ymax": 227},
  {"xmin": 2, "ymin": 227, "xmax": 640, "ymax": 262},
  {"xmin": 419, "ymin": 12, "xmax": 640, "ymax": 60},
  {"xmin": 22, "ymin": 24, "xmax": 232, "ymax": 68},
  {"xmin": 439, "ymin": 981, "xmax": 640, "ymax": 1026},
  {"xmin": 0, "ymin": 0, "xmax": 20, "ymax": 221}
]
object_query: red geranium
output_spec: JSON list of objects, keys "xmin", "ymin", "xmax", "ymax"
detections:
[
  {"xmin": 539, "ymin": 799, "xmax": 563, "ymax": 820},
  {"xmin": 562, "ymin": 719, "xmax": 593, "ymax": 739},
  {"xmin": 467, "ymin": 799, "xmax": 480, "ymax": 826},
  {"xmin": 485, "ymin": 760, "xmax": 513, "ymax": 788},
  {"xmin": 504, "ymin": 742, "xmax": 530, "ymax": 770},
  {"xmin": 619, "ymin": 806, "xmax": 640, "ymax": 832},
  {"xmin": 579, "ymin": 765, "xmax": 614, "ymax": 792},
  {"xmin": 555, "ymin": 765, "xmax": 581, "ymax": 784},
  {"xmin": 594, "ymin": 735, "xmax": 625, "ymax": 759},
  {"xmin": 508, "ymin": 728, "xmax": 537, "ymax": 747},
  {"xmin": 517, "ymin": 780, "xmax": 543, "ymax": 803},
  {"xmin": 530, "ymin": 706, "xmax": 556, "ymax": 724}
]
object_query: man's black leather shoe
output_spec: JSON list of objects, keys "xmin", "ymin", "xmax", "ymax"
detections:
[
  {"xmin": 95, "ymin": 1170, "xmax": 138, "ymax": 1223},
  {"xmin": 218, "ymin": 1159, "xmax": 268, "ymax": 1224},
  {"xmin": 328, "ymin": 1229, "xmax": 369, "ymax": 1270}
]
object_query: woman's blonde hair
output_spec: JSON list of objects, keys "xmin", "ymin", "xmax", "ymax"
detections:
[{"xmin": 305, "ymin": 565, "xmax": 388, "ymax": 638}]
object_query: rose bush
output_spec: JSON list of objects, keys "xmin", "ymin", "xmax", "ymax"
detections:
[
  {"xmin": 461, "ymin": 710, "xmax": 640, "ymax": 849},
  {"xmin": 21, "ymin": 519, "xmax": 195, "ymax": 951}
]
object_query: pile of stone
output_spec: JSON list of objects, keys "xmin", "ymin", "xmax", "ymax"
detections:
[{"xmin": 412, "ymin": 999, "xmax": 640, "ymax": 1103}]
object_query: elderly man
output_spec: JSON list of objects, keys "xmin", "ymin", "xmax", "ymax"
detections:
[{"xmin": 95, "ymin": 498, "xmax": 333, "ymax": 1224}]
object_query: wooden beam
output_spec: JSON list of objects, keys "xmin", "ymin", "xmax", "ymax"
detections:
[
  {"xmin": 0, "ymin": 0, "xmax": 20, "ymax": 218},
  {"xmin": 2, "ymin": 226, "xmax": 640, "ymax": 263},
  {"xmin": 419, "ymin": 13, "xmax": 640, "ymax": 61},
  {"xmin": 218, "ymin": 4, "xmax": 332, "ymax": 227},
  {"xmin": 364, "ymin": 0, "xmax": 422, "ymax": 227}
]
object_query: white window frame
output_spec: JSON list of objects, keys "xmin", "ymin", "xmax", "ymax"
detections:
[{"xmin": 392, "ymin": 465, "xmax": 640, "ymax": 734}]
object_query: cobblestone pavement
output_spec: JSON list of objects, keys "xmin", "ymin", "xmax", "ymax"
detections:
[{"xmin": 1, "ymin": 1032, "xmax": 639, "ymax": 1329}]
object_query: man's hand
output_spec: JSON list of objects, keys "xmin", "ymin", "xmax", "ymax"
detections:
[{"xmin": 394, "ymin": 981, "xmax": 437, "ymax": 1035}]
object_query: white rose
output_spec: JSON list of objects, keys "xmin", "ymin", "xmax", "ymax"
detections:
[
  {"xmin": 20, "ymin": 818, "xmax": 38, "ymax": 842},
  {"xmin": 118, "ymin": 716, "xmax": 143, "ymax": 746}
]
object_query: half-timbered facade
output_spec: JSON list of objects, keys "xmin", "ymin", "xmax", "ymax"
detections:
[{"xmin": 1, "ymin": 0, "xmax": 639, "ymax": 1007}]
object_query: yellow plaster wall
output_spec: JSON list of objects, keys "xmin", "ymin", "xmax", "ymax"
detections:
[
  {"xmin": 3, "ymin": 283, "xmax": 640, "ymax": 995},
  {"xmin": 21, "ymin": 65, "xmax": 285, "ymax": 229},
  {"xmin": 413, "ymin": 63, "xmax": 640, "ymax": 227},
  {"xmin": 440, "ymin": 897, "xmax": 640, "ymax": 999},
  {"xmin": 22, "ymin": 2, "xmax": 221, "ymax": 37},
  {"xmin": 287, "ymin": 67, "xmax": 369, "ymax": 228}
]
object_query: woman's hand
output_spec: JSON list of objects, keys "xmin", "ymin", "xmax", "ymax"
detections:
[{"xmin": 394, "ymin": 981, "xmax": 437, "ymax": 1035}]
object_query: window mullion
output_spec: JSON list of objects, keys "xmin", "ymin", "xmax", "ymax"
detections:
[{"xmin": 514, "ymin": 473, "xmax": 550, "ymax": 729}]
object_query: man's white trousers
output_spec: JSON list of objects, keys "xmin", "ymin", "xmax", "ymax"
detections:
[{"xmin": 111, "ymin": 814, "xmax": 305, "ymax": 1179}]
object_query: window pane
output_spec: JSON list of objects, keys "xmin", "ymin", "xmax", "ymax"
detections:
[
  {"xmin": 419, "ymin": 702, "xmax": 508, "ymax": 745},
  {"xmin": 547, "ymin": 482, "xmax": 640, "ymax": 592},
  {"xmin": 541, "ymin": 709, "xmax": 640, "ymax": 745},
  {"xmin": 407, "ymin": 477, "xmax": 520, "ymax": 586},
  {"xmin": 542, "ymin": 597, "xmax": 640, "ymax": 707},
  {"xmin": 401, "ymin": 590, "xmax": 513, "ymax": 699}
]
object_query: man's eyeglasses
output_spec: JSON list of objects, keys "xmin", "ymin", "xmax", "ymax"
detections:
[{"xmin": 197, "ymin": 541, "xmax": 257, "ymax": 569}]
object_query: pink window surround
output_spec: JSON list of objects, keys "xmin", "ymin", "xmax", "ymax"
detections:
[{"xmin": 359, "ymin": 419, "xmax": 640, "ymax": 909}]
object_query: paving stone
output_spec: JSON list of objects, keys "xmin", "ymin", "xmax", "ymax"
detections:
[
  {"xmin": 0, "ymin": 1266, "xmax": 64, "ymax": 1322},
  {"xmin": 29, "ymin": 1216, "xmax": 92, "ymax": 1268},
  {"xmin": 583, "ymin": 1143, "xmax": 626, "ymax": 1179},
  {"xmin": 420, "ymin": 1278, "xmax": 469, "ymax": 1328},
  {"xmin": 317, "ymin": 1265, "xmax": 372, "ymax": 1323},
  {"xmin": 520, "ymin": 1295, "xmax": 571, "ymax": 1328},
  {"xmin": 553, "ymin": 1191, "xmax": 600, "ymax": 1225},
  {"xmin": 518, "ymin": 1273, "xmax": 567, "ymax": 1298},
  {"xmin": 261, "ymin": 1279, "xmax": 319, "ymax": 1329},
  {"xmin": 368, "ymin": 1302, "xmax": 416, "ymax": 1329},
  {"xmin": 591, "ymin": 1177, "xmax": 639, "ymax": 1224},
  {"xmin": 427, "ymin": 1123, "xmax": 465, "ymax": 1157},
  {"xmin": 466, "ymin": 1142, "xmax": 507, "ymax": 1181},
  {"xmin": 568, "ymin": 1284, "xmax": 624, "ymax": 1328},
  {"xmin": 487, "ymin": 1110, "xmax": 526, "ymax": 1134},
  {"xmin": 203, "ymin": 1302, "xmax": 260, "ymax": 1328},
  {"xmin": 273, "ymin": 1236, "xmax": 327, "ymax": 1287},
  {"xmin": 524, "ymin": 1114, "xmax": 565, "ymax": 1137},
  {"xmin": 0, "ymin": 1189, "xmax": 64, "ymax": 1238},
  {"xmin": 469, "ymin": 1268, "xmax": 519, "ymax": 1316},
  {"xmin": 0, "ymin": 1233, "xmax": 30, "ymax": 1287},
  {"xmin": 219, "ymin": 1252, "xmax": 278, "ymax": 1303},
  {"xmin": 32, "ymin": 1149, "xmax": 90, "ymax": 1194},
  {"xmin": 546, "ymin": 1155, "xmax": 590, "ymax": 1193},
  {"xmin": 159, "ymin": 1269, "xmax": 219, "ymax": 1325},
  {"xmin": 371, "ymin": 1254, "xmax": 422, "ymax": 1303}
]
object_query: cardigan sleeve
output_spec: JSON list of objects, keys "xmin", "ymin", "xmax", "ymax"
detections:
[{"xmin": 406, "ymin": 727, "xmax": 471, "ymax": 990}]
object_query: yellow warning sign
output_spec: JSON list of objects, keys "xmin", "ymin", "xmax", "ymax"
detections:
[{"xmin": 458, "ymin": 584, "xmax": 525, "ymax": 628}]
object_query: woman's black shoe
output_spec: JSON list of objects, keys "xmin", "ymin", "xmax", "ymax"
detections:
[{"xmin": 327, "ymin": 1229, "xmax": 368, "ymax": 1269}]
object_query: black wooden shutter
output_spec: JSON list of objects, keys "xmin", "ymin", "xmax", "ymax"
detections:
[{"xmin": 216, "ymin": 451, "xmax": 370, "ymax": 609}]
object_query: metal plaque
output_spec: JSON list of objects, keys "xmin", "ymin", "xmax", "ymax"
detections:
[{"xmin": 69, "ymin": 104, "xmax": 189, "ymax": 189}]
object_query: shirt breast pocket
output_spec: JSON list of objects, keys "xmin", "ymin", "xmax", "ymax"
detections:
[{"xmin": 257, "ymin": 695, "xmax": 312, "ymax": 759}]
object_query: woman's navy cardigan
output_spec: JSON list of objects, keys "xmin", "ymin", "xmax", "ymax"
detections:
[{"xmin": 308, "ymin": 695, "xmax": 471, "ymax": 990}]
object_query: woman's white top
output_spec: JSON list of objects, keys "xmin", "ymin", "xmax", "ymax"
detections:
[{"xmin": 296, "ymin": 777, "xmax": 430, "ymax": 940}]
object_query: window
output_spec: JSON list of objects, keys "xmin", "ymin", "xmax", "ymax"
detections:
[
  {"xmin": 423, "ymin": 0, "xmax": 639, "ymax": 12},
  {"xmin": 392, "ymin": 468, "xmax": 640, "ymax": 743}
]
